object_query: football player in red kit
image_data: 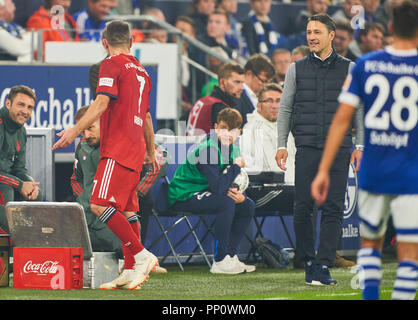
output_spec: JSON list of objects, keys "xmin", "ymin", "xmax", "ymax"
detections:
[{"xmin": 53, "ymin": 20, "xmax": 158, "ymax": 290}]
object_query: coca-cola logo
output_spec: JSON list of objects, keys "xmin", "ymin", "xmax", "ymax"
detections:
[{"xmin": 23, "ymin": 260, "xmax": 59, "ymax": 274}]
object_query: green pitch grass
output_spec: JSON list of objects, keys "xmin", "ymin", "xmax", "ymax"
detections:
[{"xmin": 0, "ymin": 257, "xmax": 408, "ymax": 300}]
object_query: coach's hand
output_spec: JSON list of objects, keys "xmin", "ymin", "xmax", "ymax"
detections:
[
  {"xmin": 275, "ymin": 149, "xmax": 288, "ymax": 171},
  {"xmin": 311, "ymin": 170, "xmax": 330, "ymax": 206},
  {"xmin": 52, "ymin": 127, "xmax": 79, "ymax": 150}
]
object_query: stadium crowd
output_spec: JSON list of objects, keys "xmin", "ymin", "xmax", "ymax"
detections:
[
  {"xmin": 1, "ymin": 1, "xmax": 391, "ymax": 80},
  {"xmin": 0, "ymin": 0, "xmax": 393, "ymax": 122},
  {"xmin": 0, "ymin": 0, "xmax": 393, "ymax": 140},
  {"xmin": 0, "ymin": 0, "xmax": 411, "ymax": 295}
]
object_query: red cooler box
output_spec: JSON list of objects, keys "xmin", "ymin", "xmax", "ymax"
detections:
[{"xmin": 13, "ymin": 247, "xmax": 83, "ymax": 289}]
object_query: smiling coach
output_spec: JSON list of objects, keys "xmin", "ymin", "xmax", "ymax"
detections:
[{"xmin": 275, "ymin": 14, "xmax": 364, "ymax": 285}]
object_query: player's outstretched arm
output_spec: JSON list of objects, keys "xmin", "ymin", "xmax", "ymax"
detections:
[
  {"xmin": 52, "ymin": 94, "xmax": 110, "ymax": 150},
  {"xmin": 311, "ymin": 103, "xmax": 356, "ymax": 205}
]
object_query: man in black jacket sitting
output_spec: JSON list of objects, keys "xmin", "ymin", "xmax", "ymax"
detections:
[{"xmin": 186, "ymin": 62, "xmax": 244, "ymax": 136}]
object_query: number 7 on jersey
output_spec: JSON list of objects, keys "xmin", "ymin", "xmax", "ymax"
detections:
[{"xmin": 136, "ymin": 74, "xmax": 146, "ymax": 113}]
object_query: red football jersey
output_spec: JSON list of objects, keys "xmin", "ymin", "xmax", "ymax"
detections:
[{"xmin": 96, "ymin": 54, "xmax": 151, "ymax": 172}]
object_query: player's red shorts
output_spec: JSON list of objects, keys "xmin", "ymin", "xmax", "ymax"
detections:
[{"xmin": 90, "ymin": 158, "xmax": 142, "ymax": 212}]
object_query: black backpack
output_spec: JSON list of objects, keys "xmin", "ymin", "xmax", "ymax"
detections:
[{"xmin": 254, "ymin": 237, "xmax": 290, "ymax": 269}]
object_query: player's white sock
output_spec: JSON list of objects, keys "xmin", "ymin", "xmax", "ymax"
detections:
[
  {"xmin": 392, "ymin": 260, "xmax": 418, "ymax": 300},
  {"xmin": 357, "ymin": 247, "xmax": 382, "ymax": 300}
]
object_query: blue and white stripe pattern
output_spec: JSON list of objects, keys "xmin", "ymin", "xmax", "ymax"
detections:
[
  {"xmin": 248, "ymin": 11, "xmax": 278, "ymax": 54},
  {"xmin": 357, "ymin": 247, "xmax": 382, "ymax": 300},
  {"xmin": 392, "ymin": 260, "xmax": 418, "ymax": 300},
  {"xmin": 396, "ymin": 227, "xmax": 418, "ymax": 243}
]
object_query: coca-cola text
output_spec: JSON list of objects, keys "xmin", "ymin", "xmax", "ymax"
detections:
[{"xmin": 23, "ymin": 260, "xmax": 59, "ymax": 274}]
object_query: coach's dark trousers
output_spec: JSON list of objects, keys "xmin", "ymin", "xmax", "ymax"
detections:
[{"xmin": 293, "ymin": 146, "xmax": 350, "ymax": 267}]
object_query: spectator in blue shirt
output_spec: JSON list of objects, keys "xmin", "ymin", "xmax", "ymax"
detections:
[{"xmin": 73, "ymin": 0, "xmax": 111, "ymax": 41}]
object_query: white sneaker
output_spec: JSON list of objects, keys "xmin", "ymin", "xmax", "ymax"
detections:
[
  {"xmin": 124, "ymin": 250, "xmax": 158, "ymax": 290},
  {"xmin": 210, "ymin": 255, "xmax": 246, "ymax": 274},
  {"xmin": 231, "ymin": 255, "xmax": 256, "ymax": 273},
  {"xmin": 99, "ymin": 269, "xmax": 134, "ymax": 290}
]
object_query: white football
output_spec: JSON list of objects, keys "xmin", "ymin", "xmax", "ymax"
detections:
[{"xmin": 235, "ymin": 168, "xmax": 249, "ymax": 192}]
